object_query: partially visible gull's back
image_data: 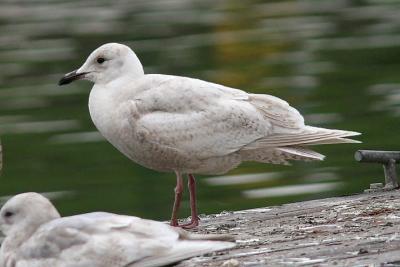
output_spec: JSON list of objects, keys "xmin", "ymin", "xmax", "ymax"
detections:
[{"xmin": 0, "ymin": 193, "xmax": 234, "ymax": 267}]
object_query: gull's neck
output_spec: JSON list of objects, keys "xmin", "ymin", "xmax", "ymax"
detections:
[
  {"xmin": 108, "ymin": 50, "xmax": 145, "ymax": 86},
  {"xmin": 1, "ymin": 210, "xmax": 60, "ymax": 257},
  {"xmin": 0, "ymin": 221, "xmax": 45, "ymax": 264},
  {"xmin": 4, "ymin": 225, "xmax": 37, "ymax": 247},
  {"xmin": 124, "ymin": 51, "xmax": 144, "ymax": 78}
]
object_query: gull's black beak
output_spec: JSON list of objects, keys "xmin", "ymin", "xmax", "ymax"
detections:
[{"xmin": 58, "ymin": 70, "xmax": 87, "ymax": 86}]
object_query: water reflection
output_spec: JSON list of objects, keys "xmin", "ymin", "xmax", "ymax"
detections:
[
  {"xmin": 48, "ymin": 131, "xmax": 104, "ymax": 144},
  {"xmin": 205, "ymin": 172, "xmax": 281, "ymax": 186},
  {"xmin": 243, "ymin": 182, "xmax": 343, "ymax": 199},
  {"xmin": 0, "ymin": 0, "xmax": 397, "ymax": 220}
]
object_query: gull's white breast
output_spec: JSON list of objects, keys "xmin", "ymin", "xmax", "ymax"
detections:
[
  {"xmin": 88, "ymin": 80, "xmax": 161, "ymax": 170},
  {"xmin": 88, "ymin": 77, "xmax": 194, "ymax": 173}
]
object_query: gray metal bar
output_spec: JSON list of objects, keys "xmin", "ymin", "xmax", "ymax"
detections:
[
  {"xmin": 383, "ymin": 159, "xmax": 399, "ymax": 189},
  {"xmin": 355, "ymin": 150, "xmax": 400, "ymax": 191},
  {"xmin": 355, "ymin": 150, "xmax": 400, "ymax": 164}
]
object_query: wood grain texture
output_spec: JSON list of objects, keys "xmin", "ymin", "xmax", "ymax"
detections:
[{"xmin": 179, "ymin": 190, "xmax": 400, "ymax": 266}]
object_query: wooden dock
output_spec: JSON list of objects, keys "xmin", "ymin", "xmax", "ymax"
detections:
[
  {"xmin": 1, "ymin": 143, "xmax": 399, "ymax": 266},
  {"xmin": 179, "ymin": 189, "xmax": 400, "ymax": 266}
]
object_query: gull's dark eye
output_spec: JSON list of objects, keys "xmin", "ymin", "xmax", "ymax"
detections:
[
  {"xmin": 4, "ymin": 211, "xmax": 13, "ymax": 218},
  {"xmin": 97, "ymin": 57, "xmax": 105, "ymax": 64}
]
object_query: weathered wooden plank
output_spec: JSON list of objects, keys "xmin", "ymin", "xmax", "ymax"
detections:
[{"xmin": 179, "ymin": 190, "xmax": 400, "ymax": 266}]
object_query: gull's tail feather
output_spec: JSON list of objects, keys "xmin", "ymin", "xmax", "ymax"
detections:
[
  {"xmin": 242, "ymin": 126, "xmax": 361, "ymax": 149},
  {"xmin": 277, "ymin": 147, "xmax": 325, "ymax": 161},
  {"xmin": 178, "ymin": 230, "xmax": 235, "ymax": 242},
  {"xmin": 240, "ymin": 146, "xmax": 325, "ymax": 165},
  {"xmin": 305, "ymin": 137, "xmax": 361, "ymax": 145},
  {"xmin": 240, "ymin": 126, "xmax": 361, "ymax": 165},
  {"xmin": 127, "ymin": 240, "xmax": 235, "ymax": 267}
]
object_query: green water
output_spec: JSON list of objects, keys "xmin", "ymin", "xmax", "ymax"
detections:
[{"xmin": 0, "ymin": 0, "xmax": 399, "ymax": 220}]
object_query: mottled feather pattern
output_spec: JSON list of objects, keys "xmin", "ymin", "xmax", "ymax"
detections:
[{"xmin": 249, "ymin": 94, "xmax": 305, "ymax": 129}]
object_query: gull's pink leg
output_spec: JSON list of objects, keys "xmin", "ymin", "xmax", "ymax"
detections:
[
  {"xmin": 181, "ymin": 174, "xmax": 199, "ymax": 229},
  {"xmin": 170, "ymin": 171, "xmax": 184, "ymax": 227}
]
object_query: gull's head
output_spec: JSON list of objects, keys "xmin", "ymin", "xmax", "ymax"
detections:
[
  {"xmin": 0, "ymin": 192, "xmax": 60, "ymax": 236},
  {"xmin": 59, "ymin": 43, "xmax": 144, "ymax": 86}
]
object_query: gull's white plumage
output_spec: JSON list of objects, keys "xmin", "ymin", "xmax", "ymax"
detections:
[
  {"xmin": 0, "ymin": 193, "xmax": 234, "ymax": 267},
  {"xmin": 59, "ymin": 43, "xmax": 360, "ymax": 227},
  {"xmin": 83, "ymin": 47, "xmax": 359, "ymax": 174}
]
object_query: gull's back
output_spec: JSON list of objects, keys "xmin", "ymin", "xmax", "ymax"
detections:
[{"xmin": 13, "ymin": 212, "xmax": 233, "ymax": 267}]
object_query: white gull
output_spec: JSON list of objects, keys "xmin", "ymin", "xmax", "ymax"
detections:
[
  {"xmin": 59, "ymin": 43, "xmax": 360, "ymax": 228},
  {"xmin": 0, "ymin": 192, "xmax": 234, "ymax": 267}
]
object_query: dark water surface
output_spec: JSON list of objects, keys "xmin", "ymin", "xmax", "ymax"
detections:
[{"xmin": 0, "ymin": 0, "xmax": 399, "ymax": 220}]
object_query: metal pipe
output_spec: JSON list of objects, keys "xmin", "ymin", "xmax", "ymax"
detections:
[
  {"xmin": 354, "ymin": 150, "xmax": 400, "ymax": 164},
  {"xmin": 383, "ymin": 159, "xmax": 399, "ymax": 189},
  {"xmin": 355, "ymin": 150, "xmax": 400, "ymax": 190}
]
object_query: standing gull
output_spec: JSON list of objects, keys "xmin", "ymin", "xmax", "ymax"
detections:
[
  {"xmin": 0, "ymin": 192, "xmax": 234, "ymax": 267},
  {"xmin": 59, "ymin": 43, "xmax": 360, "ymax": 228}
]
